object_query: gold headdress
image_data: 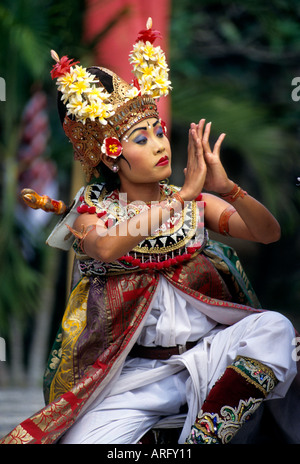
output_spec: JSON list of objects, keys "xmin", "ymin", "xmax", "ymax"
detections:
[{"xmin": 51, "ymin": 17, "xmax": 171, "ymax": 181}]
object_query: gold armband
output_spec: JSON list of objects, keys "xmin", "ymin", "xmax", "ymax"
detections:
[{"xmin": 218, "ymin": 206, "xmax": 236, "ymax": 236}]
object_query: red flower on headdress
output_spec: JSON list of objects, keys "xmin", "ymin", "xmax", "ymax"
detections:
[
  {"xmin": 136, "ymin": 28, "xmax": 162, "ymax": 44},
  {"xmin": 101, "ymin": 137, "xmax": 123, "ymax": 159},
  {"xmin": 160, "ymin": 119, "xmax": 167, "ymax": 135},
  {"xmin": 136, "ymin": 17, "xmax": 162, "ymax": 44},
  {"xmin": 50, "ymin": 51, "xmax": 79, "ymax": 79},
  {"xmin": 133, "ymin": 77, "xmax": 141, "ymax": 94}
]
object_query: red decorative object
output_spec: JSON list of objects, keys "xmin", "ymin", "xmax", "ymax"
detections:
[
  {"xmin": 160, "ymin": 119, "xmax": 167, "ymax": 135},
  {"xmin": 50, "ymin": 54, "xmax": 79, "ymax": 79},
  {"xmin": 77, "ymin": 204, "xmax": 96, "ymax": 214},
  {"xmin": 136, "ymin": 27, "xmax": 162, "ymax": 44},
  {"xmin": 133, "ymin": 77, "xmax": 141, "ymax": 94},
  {"xmin": 119, "ymin": 252, "xmax": 193, "ymax": 270},
  {"xmin": 104, "ymin": 218, "xmax": 115, "ymax": 228},
  {"xmin": 102, "ymin": 137, "xmax": 123, "ymax": 159}
]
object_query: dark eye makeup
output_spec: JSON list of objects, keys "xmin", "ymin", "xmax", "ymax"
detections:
[
  {"xmin": 133, "ymin": 134, "xmax": 147, "ymax": 145},
  {"xmin": 133, "ymin": 126, "xmax": 164, "ymax": 145}
]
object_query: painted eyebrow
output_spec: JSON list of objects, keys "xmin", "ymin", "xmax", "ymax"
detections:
[{"xmin": 127, "ymin": 119, "xmax": 160, "ymax": 139}]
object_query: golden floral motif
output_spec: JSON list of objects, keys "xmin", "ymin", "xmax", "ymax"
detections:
[
  {"xmin": 31, "ymin": 397, "xmax": 72, "ymax": 433},
  {"xmin": 49, "ymin": 348, "xmax": 62, "ymax": 370},
  {"xmin": 0, "ymin": 425, "xmax": 33, "ymax": 444},
  {"xmin": 49, "ymin": 277, "xmax": 90, "ymax": 402}
]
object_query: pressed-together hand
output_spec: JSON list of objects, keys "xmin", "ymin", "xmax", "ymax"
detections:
[
  {"xmin": 180, "ymin": 119, "xmax": 207, "ymax": 201},
  {"xmin": 180, "ymin": 119, "xmax": 232, "ymax": 201},
  {"xmin": 201, "ymin": 121, "xmax": 233, "ymax": 193}
]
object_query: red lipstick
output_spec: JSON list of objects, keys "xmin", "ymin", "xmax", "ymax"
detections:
[{"xmin": 156, "ymin": 156, "xmax": 169, "ymax": 166}]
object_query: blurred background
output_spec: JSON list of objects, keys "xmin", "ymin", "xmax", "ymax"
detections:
[{"xmin": 0, "ymin": 0, "xmax": 300, "ymax": 430}]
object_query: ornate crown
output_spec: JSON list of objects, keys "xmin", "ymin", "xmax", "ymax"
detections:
[{"xmin": 51, "ymin": 17, "xmax": 171, "ymax": 181}]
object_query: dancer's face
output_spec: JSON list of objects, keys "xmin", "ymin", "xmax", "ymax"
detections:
[{"xmin": 118, "ymin": 118, "xmax": 172, "ymax": 185}]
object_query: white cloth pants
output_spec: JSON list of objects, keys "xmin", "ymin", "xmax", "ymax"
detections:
[{"xmin": 61, "ymin": 310, "xmax": 297, "ymax": 444}]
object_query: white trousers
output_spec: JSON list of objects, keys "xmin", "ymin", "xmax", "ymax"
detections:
[{"xmin": 61, "ymin": 311, "xmax": 297, "ymax": 444}]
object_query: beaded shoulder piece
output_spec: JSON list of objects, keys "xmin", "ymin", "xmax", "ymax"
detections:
[{"xmin": 74, "ymin": 183, "xmax": 207, "ymax": 276}]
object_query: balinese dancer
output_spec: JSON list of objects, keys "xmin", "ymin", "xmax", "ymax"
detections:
[{"xmin": 2, "ymin": 18, "xmax": 299, "ymax": 445}]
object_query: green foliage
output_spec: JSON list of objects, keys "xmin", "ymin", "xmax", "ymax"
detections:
[
  {"xmin": 0, "ymin": 0, "xmax": 131, "ymax": 335},
  {"xmin": 170, "ymin": 0, "xmax": 300, "ymax": 230},
  {"xmin": 0, "ymin": 234, "xmax": 40, "ymax": 332},
  {"xmin": 0, "ymin": 0, "xmax": 86, "ymax": 333},
  {"xmin": 170, "ymin": 0, "xmax": 300, "ymax": 313}
]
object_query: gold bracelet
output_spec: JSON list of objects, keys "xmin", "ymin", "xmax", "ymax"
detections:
[{"xmin": 220, "ymin": 183, "xmax": 247, "ymax": 203}]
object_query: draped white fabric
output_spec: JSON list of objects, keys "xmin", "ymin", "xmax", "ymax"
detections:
[{"xmin": 61, "ymin": 276, "xmax": 297, "ymax": 444}]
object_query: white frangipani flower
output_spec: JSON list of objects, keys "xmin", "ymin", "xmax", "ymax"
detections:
[
  {"xmin": 125, "ymin": 86, "xmax": 140, "ymax": 99},
  {"xmin": 128, "ymin": 37, "xmax": 172, "ymax": 99},
  {"xmin": 53, "ymin": 60, "xmax": 114, "ymax": 124}
]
